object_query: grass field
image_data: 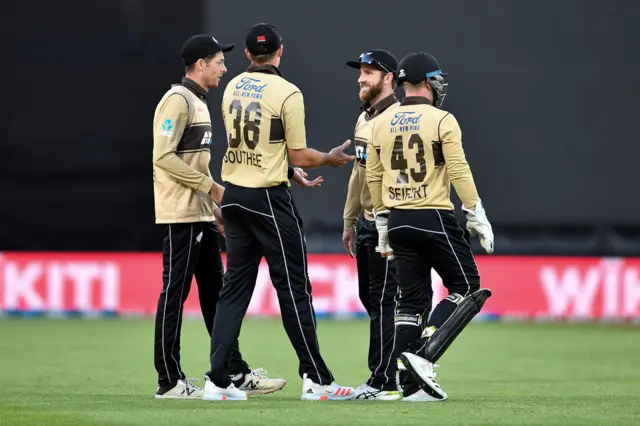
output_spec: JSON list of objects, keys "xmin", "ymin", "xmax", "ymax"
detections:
[{"xmin": 0, "ymin": 318, "xmax": 639, "ymax": 425}]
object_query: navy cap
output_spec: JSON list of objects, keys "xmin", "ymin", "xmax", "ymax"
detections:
[
  {"xmin": 346, "ymin": 49, "xmax": 398, "ymax": 75},
  {"xmin": 397, "ymin": 52, "xmax": 449, "ymax": 84},
  {"xmin": 180, "ymin": 34, "xmax": 234, "ymax": 66},
  {"xmin": 246, "ymin": 23, "xmax": 282, "ymax": 55}
]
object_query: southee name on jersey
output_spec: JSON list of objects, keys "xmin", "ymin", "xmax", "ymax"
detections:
[{"xmin": 223, "ymin": 149, "xmax": 263, "ymax": 167}]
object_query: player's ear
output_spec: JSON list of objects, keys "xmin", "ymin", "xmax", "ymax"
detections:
[
  {"xmin": 385, "ymin": 72, "xmax": 394, "ymax": 86},
  {"xmin": 245, "ymin": 48, "xmax": 252, "ymax": 62},
  {"xmin": 278, "ymin": 44, "xmax": 284, "ymax": 57},
  {"xmin": 196, "ymin": 58, "xmax": 205, "ymax": 72}
]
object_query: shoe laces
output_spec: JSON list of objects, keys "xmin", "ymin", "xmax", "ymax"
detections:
[
  {"xmin": 249, "ymin": 368, "xmax": 269, "ymax": 380},
  {"xmin": 417, "ymin": 360, "xmax": 439, "ymax": 379},
  {"xmin": 184, "ymin": 377, "xmax": 202, "ymax": 391},
  {"xmin": 431, "ymin": 364, "xmax": 440, "ymax": 379}
]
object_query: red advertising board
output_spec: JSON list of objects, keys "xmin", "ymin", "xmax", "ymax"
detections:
[{"xmin": 1, "ymin": 252, "xmax": 639, "ymax": 320}]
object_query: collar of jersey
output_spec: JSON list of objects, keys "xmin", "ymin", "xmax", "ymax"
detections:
[
  {"xmin": 180, "ymin": 77, "xmax": 207, "ymax": 100},
  {"xmin": 400, "ymin": 96, "xmax": 431, "ymax": 106},
  {"xmin": 246, "ymin": 64, "xmax": 284, "ymax": 78},
  {"xmin": 362, "ymin": 94, "xmax": 398, "ymax": 119}
]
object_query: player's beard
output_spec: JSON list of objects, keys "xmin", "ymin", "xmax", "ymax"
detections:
[{"xmin": 359, "ymin": 76, "xmax": 384, "ymax": 103}]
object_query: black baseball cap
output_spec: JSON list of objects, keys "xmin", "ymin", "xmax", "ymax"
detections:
[
  {"xmin": 246, "ymin": 23, "xmax": 282, "ymax": 55},
  {"xmin": 346, "ymin": 50, "xmax": 398, "ymax": 75},
  {"xmin": 180, "ymin": 34, "xmax": 234, "ymax": 66},
  {"xmin": 397, "ymin": 52, "xmax": 449, "ymax": 84}
]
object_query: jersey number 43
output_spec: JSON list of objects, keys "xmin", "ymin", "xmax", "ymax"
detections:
[{"xmin": 390, "ymin": 134, "xmax": 427, "ymax": 184}]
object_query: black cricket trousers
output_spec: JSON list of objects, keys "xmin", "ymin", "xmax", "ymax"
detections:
[
  {"xmin": 154, "ymin": 222, "xmax": 250, "ymax": 387},
  {"xmin": 387, "ymin": 208, "xmax": 479, "ymax": 355},
  {"xmin": 208, "ymin": 183, "xmax": 334, "ymax": 388},
  {"xmin": 355, "ymin": 215, "xmax": 400, "ymax": 391}
]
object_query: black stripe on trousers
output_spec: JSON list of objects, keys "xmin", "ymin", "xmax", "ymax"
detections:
[
  {"xmin": 387, "ymin": 209, "xmax": 480, "ymax": 355},
  {"xmin": 154, "ymin": 222, "xmax": 250, "ymax": 387},
  {"xmin": 387, "ymin": 209, "xmax": 480, "ymax": 301},
  {"xmin": 209, "ymin": 184, "xmax": 334, "ymax": 387},
  {"xmin": 155, "ymin": 224, "xmax": 193, "ymax": 386},
  {"xmin": 355, "ymin": 214, "xmax": 372, "ymax": 316},
  {"xmin": 283, "ymin": 189, "xmax": 322, "ymax": 354},
  {"xmin": 356, "ymin": 216, "xmax": 401, "ymax": 391}
]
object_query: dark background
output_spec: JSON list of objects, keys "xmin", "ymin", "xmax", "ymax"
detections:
[{"xmin": 2, "ymin": 0, "xmax": 639, "ymax": 254}]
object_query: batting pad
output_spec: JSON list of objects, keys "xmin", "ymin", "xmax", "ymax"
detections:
[{"xmin": 425, "ymin": 289, "xmax": 492, "ymax": 363}]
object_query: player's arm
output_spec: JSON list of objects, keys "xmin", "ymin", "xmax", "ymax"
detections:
[
  {"xmin": 341, "ymin": 159, "xmax": 361, "ymax": 257},
  {"xmin": 365, "ymin": 138, "xmax": 385, "ymax": 215},
  {"xmin": 283, "ymin": 91, "xmax": 354, "ymax": 168},
  {"xmin": 439, "ymin": 113, "xmax": 479, "ymax": 211},
  {"xmin": 343, "ymin": 159, "xmax": 362, "ymax": 230},
  {"xmin": 441, "ymin": 113, "xmax": 494, "ymax": 253},
  {"xmin": 153, "ymin": 95, "xmax": 225, "ymax": 203},
  {"xmin": 365, "ymin": 138, "xmax": 393, "ymax": 258}
]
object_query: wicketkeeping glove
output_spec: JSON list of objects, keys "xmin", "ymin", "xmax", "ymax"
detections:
[
  {"xmin": 374, "ymin": 210, "xmax": 394, "ymax": 260},
  {"xmin": 462, "ymin": 199, "xmax": 494, "ymax": 254}
]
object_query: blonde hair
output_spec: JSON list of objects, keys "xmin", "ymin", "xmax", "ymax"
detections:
[
  {"xmin": 402, "ymin": 81, "xmax": 428, "ymax": 92},
  {"xmin": 249, "ymin": 51, "xmax": 278, "ymax": 65}
]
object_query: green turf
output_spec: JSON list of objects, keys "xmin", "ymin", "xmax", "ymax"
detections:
[{"xmin": 0, "ymin": 318, "xmax": 639, "ymax": 425}]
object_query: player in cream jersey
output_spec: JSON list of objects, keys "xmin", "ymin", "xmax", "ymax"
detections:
[
  {"xmin": 206, "ymin": 23, "xmax": 356, "ymax": 402},
  {"xmin": 367, "ymin": 52, "xmax": 495, "ymax": 401},
  {"xmin": 220, "ymin": 62, "xmax": 306, "ymax": 188}
]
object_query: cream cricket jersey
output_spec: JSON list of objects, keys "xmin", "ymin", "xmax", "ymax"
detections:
[
  {"xmin": 342, "ymin": 95, "xmax": 399, "ymax": 229},
  {"xmin": 366, "ymin": 96, "xmax": 479, "ymax": 212},
  {"xmin": 152, "ymin": 78, "xmax": 216, "ymax": 224},
  {"xmin": 221, "ymin": 65, "xmax": 306, "ymax": 188}
]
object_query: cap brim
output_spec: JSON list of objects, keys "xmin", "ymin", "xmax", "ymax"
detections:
[
  {"xmin": 219, "ymin": 43, "xmax": 235, "ymax": 53},
  {"xmin": 346, "ymin": 60, "xmax": 361, "ymax": 69},
  {"xmin": 421, "ymin": 72, "xmax": 450, "ymax": 80}
]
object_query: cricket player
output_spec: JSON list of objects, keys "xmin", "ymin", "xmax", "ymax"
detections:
[
  {"xmin": 203, "ymin": 23, "xmax": 356, "ymax": 401},
  {"xmin": 366, "ymin": 52, "xmax": 494, "ymax": 402},
  {"xmin": 152, "ymin": 34, "xmax": 286, "ymax": 399},
  {"xmin": 342, "ymin": 50, "xmax": 404, "ymax": 400}
]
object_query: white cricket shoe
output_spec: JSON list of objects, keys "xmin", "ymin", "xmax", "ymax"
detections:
[
  {"xmin": 353, "ymin": 384, "xmax": 401, "ymax": 401},
  {"xmin": 399, "ymin": 353, "xmax": 448, "ymax": 401},
  {"xmin": 403, "ymin": 389, "xmax": 446, "ymax": 402},
  {"xmin": 155, "ymin": 378, "xmax": 203, "ymax": 399},
  {"xmin": 396, "ymin": 358, "xmax": 406, "ymax": 392},
  {"xmin": 300, "ymin": 373, "xmax": 356, "ymax": 401},
  {"xmin": 236, "ymin": 368, "xmax": 287, "ymax": 396},
  {"xmin": 203, "ymin": 376, "xmax": 247, "ymax": 401}
]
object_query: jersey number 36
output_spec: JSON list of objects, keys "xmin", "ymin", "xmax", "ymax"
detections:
[{"xmin": 228, "ymin": 100, "xmax": 262, "ymax": 150}]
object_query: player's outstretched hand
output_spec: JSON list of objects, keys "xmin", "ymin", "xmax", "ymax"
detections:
[
  {"xmin": 293, "ymin": 167, "xmax": 323, "ymax": 188},
  {"xmin": 326, "ymin": 140, "xmax": 355, "ymax": 167}
]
